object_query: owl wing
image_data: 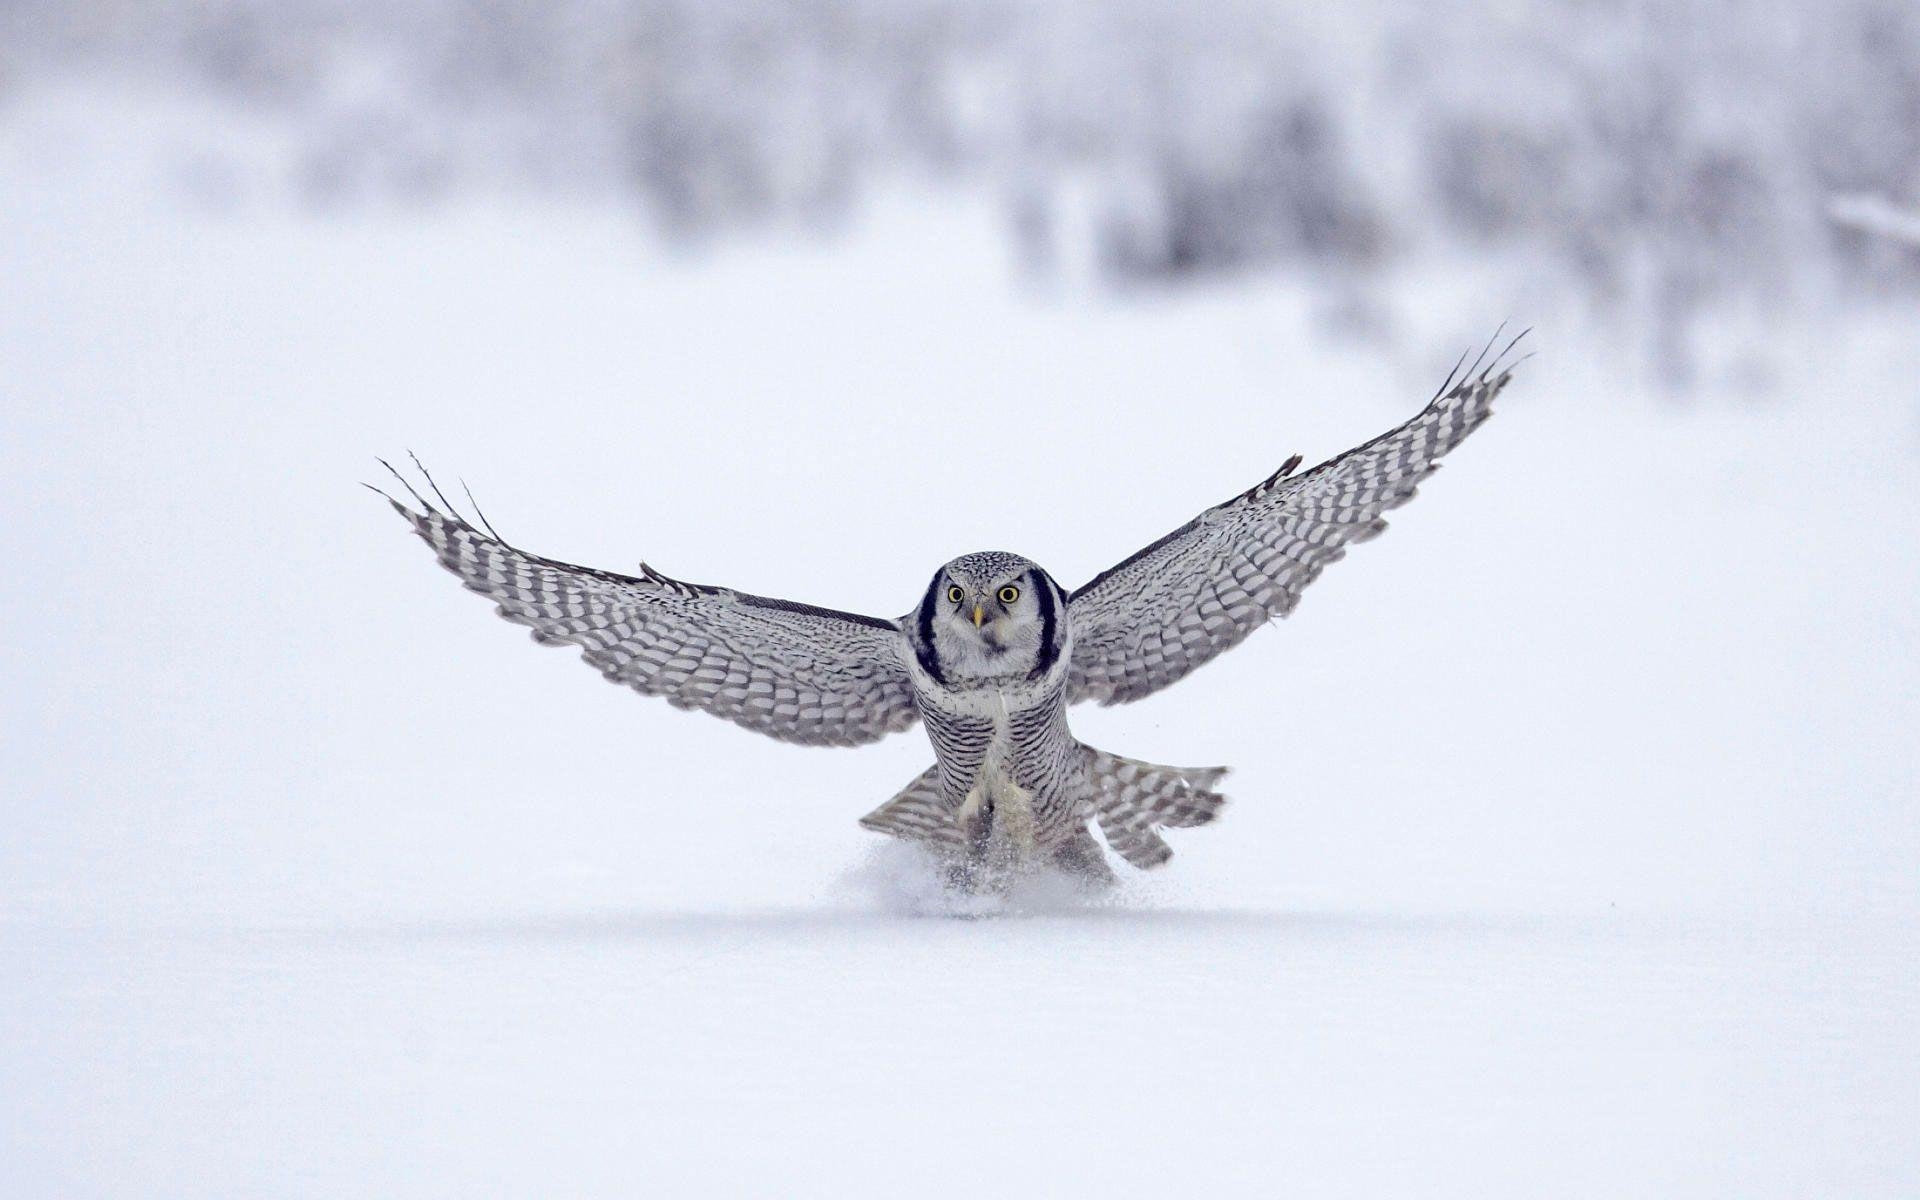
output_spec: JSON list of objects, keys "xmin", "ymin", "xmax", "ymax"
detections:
[
  {"xmin": 375, "ymin": 465, "xmax": 920, "ymax": 747},
  {"xmin": 1067, "ymin": 341, "xmax": 1521, "ymax": 706}
]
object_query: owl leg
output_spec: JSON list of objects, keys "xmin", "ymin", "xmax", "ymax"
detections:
[
  {"xmin": 1049, "ymin": 825, "xmax": 1117, "ymax": 888},
  {"xmin": 946, "ymin": 785, "xmax": 999, "ymax": 893},
  {"xmin": 954, "ymin": 779, "xmax": 1050, "ymax": 893},
  {"xmin": 944, "ymin": 853, "xmax": 984, "ymax": 894}
]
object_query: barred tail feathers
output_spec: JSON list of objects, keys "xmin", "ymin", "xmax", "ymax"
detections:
[
  {"xmin": 857, "ymin": 749, "xmax": 1228, "ymax": 871},
  {"xmin": 857, "ymin": 764, "xmax": 964, "ymax": 852},
  {"xmin": 1084, "ymin": 747, "xmax": 1229, "ymax": 870}
]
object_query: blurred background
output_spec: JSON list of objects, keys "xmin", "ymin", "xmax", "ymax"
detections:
[
  {"xmin": 5, "ymin": 0, "xmax": 1920, "ymax": 383},
  {"xmin": 2, "ymin": 2, "xmax": 1917, "ymax": 1196}
]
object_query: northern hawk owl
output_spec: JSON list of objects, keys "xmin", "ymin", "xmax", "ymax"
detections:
[{"xmin": 375, "ymin": 341, "xmax": 1520, "ymax": 888}]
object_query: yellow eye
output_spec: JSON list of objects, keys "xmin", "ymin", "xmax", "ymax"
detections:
[
  {"xmin": 998, "ymin": 585, "xmax": 1020, "ymax": 604},
  {"xmin": 946, "ymin": 585, "xmax": 964, "ymax": 604}
]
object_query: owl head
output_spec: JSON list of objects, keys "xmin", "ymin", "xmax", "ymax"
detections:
[{"xmin": 915, "ymin": 550, "xmax": 1064, "ymax": 680}]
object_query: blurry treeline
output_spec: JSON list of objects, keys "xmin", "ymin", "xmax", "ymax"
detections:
[{"xmin": 7, "ymin": 0, "xmax": 1917, "ymax": 382}]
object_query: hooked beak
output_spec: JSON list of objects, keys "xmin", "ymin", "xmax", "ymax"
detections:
[{"xmin": 971, "ymin": 604, "xmax": 986, "ymax": 628}]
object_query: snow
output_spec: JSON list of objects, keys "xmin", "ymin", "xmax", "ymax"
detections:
[{"xmin": 2, "ymin": 86, "xmax": 1917, "ymax": 1196}]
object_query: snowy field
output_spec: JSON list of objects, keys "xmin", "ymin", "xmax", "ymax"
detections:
[{"xmin": 3, "ymin": 88, "xmax": 1917, "ymax": 1195}]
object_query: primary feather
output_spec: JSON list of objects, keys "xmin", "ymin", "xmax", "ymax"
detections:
[
  {"xmin": 380, "ymin": 484, "xmax": 919, "ymax": 747},
  {"xmin": 1066, "ymin": 348, "xmax": 1518, "ymax": 705}
]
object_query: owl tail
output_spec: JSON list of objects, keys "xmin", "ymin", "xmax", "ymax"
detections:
[
  {"xmin": 856, "ymin": 751, "xmax": 1228, "ymax": 872},
  {"xmin": 857, "ymin": 765, "xmax": 964, "ymax": 852},
  {"xmin": 1082, "ymin": 747, "xmax": 1229, "ymax": 870}
]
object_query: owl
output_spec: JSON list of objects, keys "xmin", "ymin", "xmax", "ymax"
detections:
[{"xmin": 375, "ymin": 339, "xmax": 1521, "ymax": 889}]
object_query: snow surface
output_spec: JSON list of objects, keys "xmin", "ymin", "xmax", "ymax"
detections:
[{"xmin": 2, "ymin": 87, "xmax": 1917, "ymax": 1196}]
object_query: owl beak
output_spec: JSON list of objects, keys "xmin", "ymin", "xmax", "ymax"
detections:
[{"xmin": 971, "ymin": 604, "xmax": 986, "ymax": 628}]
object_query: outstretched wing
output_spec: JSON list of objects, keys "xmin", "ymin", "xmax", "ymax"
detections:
[
  {"xmin": 1068, "ymin": 338, "xmax": 1522, "ymax": 706},
  {"xmin": 375, "ymin": 465, "xmax": 920, "ymax": 747}
]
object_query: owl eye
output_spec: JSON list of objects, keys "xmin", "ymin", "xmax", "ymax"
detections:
[
  {"xmin": 946, "ymin": 585, "xmax": 964, "ymax": 604},
  {"xmin": 998, "ymin": 585, "xmax": 1020, "ymax": 604}
]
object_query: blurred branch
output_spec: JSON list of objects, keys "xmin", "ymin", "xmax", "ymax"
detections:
[{"xmin": 1828, "ymin": 194, "xmax": 1920, "ymax": 248}]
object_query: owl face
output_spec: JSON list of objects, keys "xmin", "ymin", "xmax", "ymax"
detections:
[
  {"xmin": 940, "ymin": 553, "xmax": 1035, "ymax": 649},
  {"xmin": 919, "ymin": 551, "xmax": 1059, "ymax": 678}
]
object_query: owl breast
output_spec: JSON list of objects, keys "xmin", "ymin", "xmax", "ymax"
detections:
[{"xmin": 916, "ymin": 670, "xmax": 1081, "ymax": 855}]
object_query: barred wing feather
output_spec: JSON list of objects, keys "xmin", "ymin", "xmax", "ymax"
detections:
[
  {"xmin": 378, "ymin": 471, "xmax": 920, "ymax": 748},
  {"xmin": 1068, "ymin": 344, "xmax": 1520, "ymax": 706}
]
